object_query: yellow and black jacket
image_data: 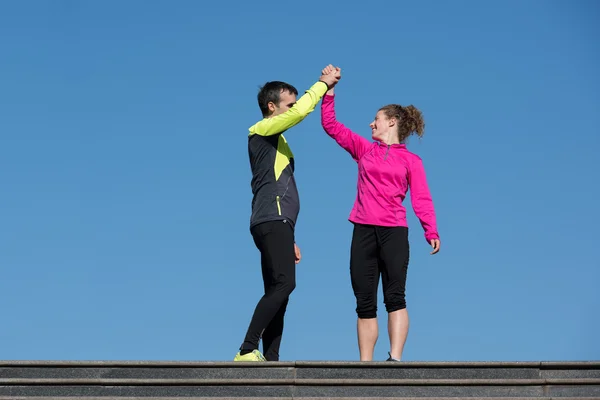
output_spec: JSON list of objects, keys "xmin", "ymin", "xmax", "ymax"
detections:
[{"xmin": 248, "ymin": 81, "xmax": 328, "ymax": 229}]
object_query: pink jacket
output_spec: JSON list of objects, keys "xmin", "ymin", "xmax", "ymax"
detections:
[{"xmin": 321, "ymin": 94, "xmax": 439, "ymax": 242}]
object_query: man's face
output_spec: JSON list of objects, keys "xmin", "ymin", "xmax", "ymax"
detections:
[{"xmin": 269, "ymin": 90, "xmax": 296, "ymax": 117}]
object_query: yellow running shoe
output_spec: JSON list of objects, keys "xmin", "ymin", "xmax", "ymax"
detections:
[{"xmin": 233, "ymin": 350, "xmax": 266, "ymax": 362}]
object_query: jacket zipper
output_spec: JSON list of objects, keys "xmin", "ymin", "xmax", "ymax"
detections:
[{"xmin": 276, "ymin": 175, "xmax": 292, "ymax": 216}]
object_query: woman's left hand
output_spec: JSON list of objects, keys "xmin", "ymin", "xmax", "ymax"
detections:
[{"xmin": 430, "ymin": 239, "xmax": 440, "ymax": 255}]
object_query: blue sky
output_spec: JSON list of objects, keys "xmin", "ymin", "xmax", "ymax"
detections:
[{"xmin": 1, "ymin": 0, "xmax": 598, "ymax": 362}]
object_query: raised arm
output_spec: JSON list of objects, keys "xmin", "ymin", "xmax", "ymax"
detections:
[
  {"xmin": 320, "ymin": 92, "xmax": 371, "ymax": 162},
  {"xmin": 408, "ymin": 156, "xmax": 440, "ymax": 245},
  {"xmin": 249, "ymin": 81, "xmax": 330, "ymax": 137}
]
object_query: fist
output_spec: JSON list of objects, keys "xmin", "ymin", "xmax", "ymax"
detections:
[
  {"xmin": 320, "ymin": 64, "xmax": 341, "ymax": 88},
  {"xmin": 294, "ymin": 243, "xmax": 301, "ymax": 264},
  {"xmin": 322, "ymin": 64, "xmax": 341, "ymax": 79}
]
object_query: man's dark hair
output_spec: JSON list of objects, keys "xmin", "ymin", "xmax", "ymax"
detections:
[{"xmin": 257, "ymin": 81, "xmax": 298, "ymax": 117}]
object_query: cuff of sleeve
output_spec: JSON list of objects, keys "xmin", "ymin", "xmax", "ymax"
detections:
[
  {"xmin": 313, "ymin": 80, "xmax": 330, "ymax": 95},
  {"xmin": 425, "ymin": 233, "xmax": 439, "ymax": 242}
]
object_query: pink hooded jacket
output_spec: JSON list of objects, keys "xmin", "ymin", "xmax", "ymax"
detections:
[{"xmin": 321, "ymin": 94, "xmax": 439, "ymax": 242}]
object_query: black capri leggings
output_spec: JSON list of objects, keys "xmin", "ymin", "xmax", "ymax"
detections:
[{"xmin": 350, "ymin": 223, "xmax": 410, "ymax": 319}]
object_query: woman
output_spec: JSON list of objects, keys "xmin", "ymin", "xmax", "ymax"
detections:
[{"xmin": 320, "ymin": 65, "xmax": 440, "ymax": 361}]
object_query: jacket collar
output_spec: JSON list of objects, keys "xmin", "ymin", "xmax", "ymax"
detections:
[{"xmin": 375, "ymin": 141, "xmax": 406, "ymax": 149}]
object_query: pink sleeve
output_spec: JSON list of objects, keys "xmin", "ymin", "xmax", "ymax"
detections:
[
  {"xmin": 408, "ymin": 157, "xmax": 440, "ymax": 242},
  {"xmin": 321, "ymin": 94, "xmax": 371, "ymax": 162}
]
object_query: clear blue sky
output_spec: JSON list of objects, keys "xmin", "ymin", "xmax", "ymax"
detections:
[{"xmin": 1, "ymin": 0, "xmax": 598, "ymax": 362}]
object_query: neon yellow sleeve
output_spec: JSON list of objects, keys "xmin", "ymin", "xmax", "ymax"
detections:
[{"xmin": 249, "ymin": 81, "xmax": 328, "ymax": 136}]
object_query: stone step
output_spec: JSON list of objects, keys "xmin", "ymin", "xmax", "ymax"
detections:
[
  {"xmin": 0, "ymin": 398, "xmax": 592, "ymax": 400},
  {"xmin": 0, "ymin": 384, "xmax": 599, "ymax": 398},
  {"xmin": 0, "ymin": 361, "xmax": 597, "ymax": 398},
  {"xmin": 1, "ymin": 361, "xmax": 598, "ymax": 380}
]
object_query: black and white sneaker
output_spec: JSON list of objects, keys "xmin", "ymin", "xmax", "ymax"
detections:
[{"xmin": 386, "ymin": 352, "xmax": 400, "ymax": 361}]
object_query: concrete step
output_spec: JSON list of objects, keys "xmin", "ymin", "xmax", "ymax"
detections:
[
  {"xmin": 0, "ymin": 398, "xmax": 593, "ymax": 400},
  {"xmin": 0, "ymin": 361, "xmax": 598, "ymax": 398}
]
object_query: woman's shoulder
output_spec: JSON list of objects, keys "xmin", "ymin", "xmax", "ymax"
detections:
[{"xmin": 394, "ymin": 145, "xmax": 423, "ymax": 161}]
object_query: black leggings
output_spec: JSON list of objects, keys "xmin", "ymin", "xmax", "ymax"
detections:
[
  {"xmin": 350, "ymin": 223, "xmax": 410, "ymax": 319},
  {"xmin": 240, "ymin": 220, "xmax": 296, "ymax": 361}
]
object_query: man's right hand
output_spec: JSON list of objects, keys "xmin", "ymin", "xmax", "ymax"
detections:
[
  {"xmin": 320, "ymin": 64, "xmax": 341, "ymax": 89},
  {"xmin": 320, "ymin": 64, "xmax": 341, "ymax": 94}
]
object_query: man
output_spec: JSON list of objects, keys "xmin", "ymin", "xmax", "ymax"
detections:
[{"xmin": 234, "ymin": 67, "xmax": 339, "ymax": 362}]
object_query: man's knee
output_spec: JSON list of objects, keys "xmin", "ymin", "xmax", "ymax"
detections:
[
  {"xmin": 282, "ymin": 280, "xmax": 296, "ymax": 297},
  {"xmin": 270, "ymin": 278, "xmax": 295, "ymax": 299}
]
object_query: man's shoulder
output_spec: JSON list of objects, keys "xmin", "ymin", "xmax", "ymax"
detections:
[
  {"xmin": 248, "ymin": 133, "xmax": 280, "ymax": 156},
  {"xmin": 249, "ymin": 132, "xmax": 281, "ymax": 141}
]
